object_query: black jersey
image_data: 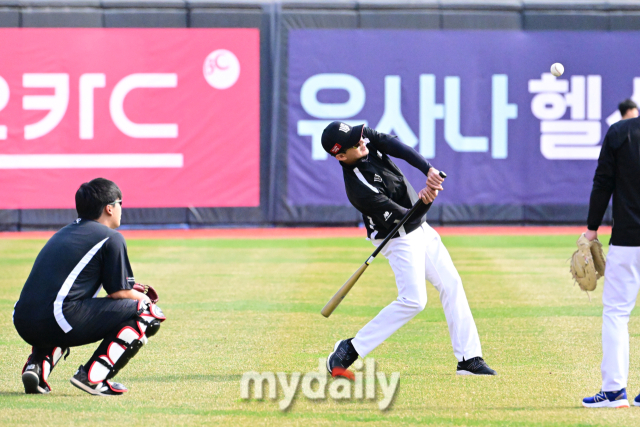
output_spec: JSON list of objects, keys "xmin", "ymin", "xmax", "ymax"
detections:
[
  {"xmin": 14, "ymin": 219, "xmax": 135, "ymax": 331},
  {"xmin": 341, "ymin": 127, "xmax": 432, "ymax": 240},
  {"xmin": 588, "ymin": 117, "xmax": 640, "ymax": 246}
]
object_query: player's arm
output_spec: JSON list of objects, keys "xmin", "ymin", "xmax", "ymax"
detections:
[
  {"xmin": 363, "ymin": 127, "xmax": 444, "ymax": 192},
  {"xmin": 101, "ymin": 233, "xmax": 150, "ymax": 303},
  {"xmin": 108, "ymin": 289, "xmax": 150, "ymax": 303},
  {"xmin": 348, "ymin": 188, "xmax": 435, "ymax": 230},
  {"xmin": 585, "ymin": 125, "xmax": 617, "ymax": 240}
]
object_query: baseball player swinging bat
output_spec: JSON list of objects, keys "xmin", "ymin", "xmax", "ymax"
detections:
[{"xmin": 321, "ymin": 171, "xmax": 447, "ymax": 318}]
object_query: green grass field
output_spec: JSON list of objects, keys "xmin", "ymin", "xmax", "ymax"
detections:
[{"xmin": 2, "ymin": 233, "xmax": 640, "ymax": 426}]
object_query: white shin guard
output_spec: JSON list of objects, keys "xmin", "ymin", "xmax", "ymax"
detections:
[
  {"xmin": 87, "ymin": 302, "xmax": 165, "ymax": 384},
  {"xmin": 43, "ymin": 347, "xmax": 66, "ymax": 383}
]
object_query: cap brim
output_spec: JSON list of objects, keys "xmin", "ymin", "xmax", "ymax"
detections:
[{"xmin": 348, "ymin": 124, "xmax": 364, "ymax": 146}]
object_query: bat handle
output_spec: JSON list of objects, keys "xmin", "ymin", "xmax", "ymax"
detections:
[{"xmin": 370, "ymin": 170, "xmax": 446, "ymax": 260}]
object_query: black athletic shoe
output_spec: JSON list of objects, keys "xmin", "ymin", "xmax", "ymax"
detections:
[
  {"xmin": 456, "ymin": 357, "xmax": 497, "ymax": 376},
  {"xmin": 22, "ymin": 361, "xmax": 50, "ymax": 394},
  {"xmin": 326, "ymin": 338, "xmax": 359, "ymax": 380},
  {"xmin": 70, "ymin": 365, "xmax": 127, "ymax": 396}
]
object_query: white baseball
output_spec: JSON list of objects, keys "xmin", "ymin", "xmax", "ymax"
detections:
[{"xmin": 550, "ymin": 63, "xmax": 564, "ymax": 77}]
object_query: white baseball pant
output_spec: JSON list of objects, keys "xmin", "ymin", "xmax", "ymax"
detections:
[
  {"xmin": 351, "ymin": 223, "xmax": 482, "ymax": 360},
  {"xmin": 601, "ymin": 245, "xmax": 640, "ymax": 391}
]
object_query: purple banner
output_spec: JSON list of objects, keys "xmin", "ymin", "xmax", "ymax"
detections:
[{"xmin": 288, "ymin": 30, "xmax": 640, "ymax": 206}]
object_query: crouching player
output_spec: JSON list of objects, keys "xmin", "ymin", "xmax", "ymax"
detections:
[{"xmin": 12, "ymin": 178, "xmax": 165, "ymax": 396}]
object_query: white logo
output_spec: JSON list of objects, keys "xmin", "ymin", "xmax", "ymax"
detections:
[
  {"xmin": 241, "ymin": 358, "xmax": 399, "ymax": 411},
  {"xmin": 339, "ymin": 123, "xmax": 350, "ymax": 133},
  {"xmin": 374, "ymin": 174, "xmax": 382, "ymax": 183},
  {"xmin": 203, "ymin": 49, "xmax": 240, "ymax": 90},
  {"xmin": 383, "ymin": 211, "xmax": 391, "ymax": 221}
]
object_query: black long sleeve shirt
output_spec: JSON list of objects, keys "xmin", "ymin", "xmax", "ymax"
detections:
[
  {"xmin": 340, "ymin": 127, "xmax": 432, "ymax": 240},
  {"xmin": 588, "ymin": 117, "xmax": 640, "ymax": 246}
]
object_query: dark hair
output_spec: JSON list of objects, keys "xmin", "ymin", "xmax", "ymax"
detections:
[
  {"xmin": 75, "ymin": 178, "xmax": 122, "ymax": 220},
  {"xmin": 618, "ymin": 99, "xmax": 638, "ymax": 117}
]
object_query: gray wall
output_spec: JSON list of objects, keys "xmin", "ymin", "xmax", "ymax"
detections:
[{"xmin": 0, "ymin": 0, "xmax": 632, "ymax": 229}]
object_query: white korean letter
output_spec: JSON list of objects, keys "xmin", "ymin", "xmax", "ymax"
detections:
[
  {"xmin": 587, "ymin": 75, "xmax": 601, "ymax": 120},
  {"xmin": 375, "ymin": 75, "xmax": 418, "ymax": 148},
  {"xmin": 528, "ymin": 73, "xmax": 568, "ymax": 121},
  {"xmin": 530, "ymin": 93, "xmax": 566, "ymax": 120},
  {"xmin": 606, "ymin": 77, "xmax": 637, "ymax": 126},
  {"xmin": 110, "ymin": 73, "xmax": 178, "ymax": 138},
  {"xmin": 565, "ymin": 76, "xmax": 585, "ymax": 120},
  {"xmin": 491, "ymin": 75, "xmax": 518, "ymax": 159},
  {"xmin": 300, "ymin": 73, "xmax": 365, "ymax": 119},
  {"xmin": 540, "ymin": 120, "xmax": 602, "ymax": 160},
  {"xmin": 444, "ymin": 76, "xmax": 488, "ymax": 152},
  {"xmin": 0, "ymin": 76, "xmax": 8, "ymax": 139},
  {"xmin": 23, "ymin": 74, "xmax": 69, "ymax": 140},
  {"xmin": 298, "ymin": 73, "xmax": 367, "ymax": 160},
  {"xmin": 79, "ymin": 73, "xmax": 106, "ymax": 140},
  {"xmin": 419, "ymin": 74, "xmax": 444, "ymax": 158}
]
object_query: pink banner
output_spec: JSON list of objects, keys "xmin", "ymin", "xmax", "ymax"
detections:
[{"xmin": 0, "ymin": 29, "xmax": 260, "ymax": 209}]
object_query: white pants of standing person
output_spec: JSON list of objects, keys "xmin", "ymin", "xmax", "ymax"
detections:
[
  {"xmin": 351, "ymin": 222, "xmax": 483, "ymax": 361},
  {"xmin": 601, "ymin": 245, "xmax": 640, "ymax": 392}
]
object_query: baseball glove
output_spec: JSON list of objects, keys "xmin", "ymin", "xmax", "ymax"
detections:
[
  {"xmin": 133, "ymin": 283, "xmax": 159, "ymax": 303},
  {"xmin": 570, "ymin": 233, "xmax": 606, "ymax": 294}
]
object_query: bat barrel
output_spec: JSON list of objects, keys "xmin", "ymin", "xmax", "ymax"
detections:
[{"xmin": 321, "ymin": 262, "xmax": 369, "ymax": 317}]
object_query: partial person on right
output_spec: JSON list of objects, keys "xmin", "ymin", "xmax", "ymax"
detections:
[
  {"xmin": 581, "ymin": 104, "xmax": 640, "ymax": 408},
  {"xmin": 618, "ymin": 98, "xmax": 639, "ymax": 120}
]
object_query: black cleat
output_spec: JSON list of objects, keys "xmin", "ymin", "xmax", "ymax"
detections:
[
  {"xmin": 22, "ymin": 361, "xmax": 50, "ymax": 394},
  {"xmin": 70, "ymin": 365, "xmax": 127, "ymax": 396},
  {"xmin": 326, "ymin": 338, "xmax": 359, "ymax": 380},
  {"xmin": 21, "ymin": 347, "xmax": 70, "ymax": 394},
  {"xmin": 456, "ymin": 357, "xmax": 497, "ymax": 376}
]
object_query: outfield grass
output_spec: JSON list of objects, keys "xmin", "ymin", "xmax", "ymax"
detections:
[{"xmin": 2, "ymin": 233, "xmax": 640, "ymax": 426}]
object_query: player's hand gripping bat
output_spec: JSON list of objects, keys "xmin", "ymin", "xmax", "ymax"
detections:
[{"xmin": 321, "ymin": 171, "xmax": 446, "ymax": 318}]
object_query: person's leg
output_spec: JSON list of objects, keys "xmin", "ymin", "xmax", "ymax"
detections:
[
  {"xmin": 20, "ymin": 346, "xmax": 69, "ymax": 394},
  {"xmin": 601, "ymin": 245, "xmax": 640, "ymax": 392},
  {"xmin": 14, "ymin": 318, "xmax": 70, "ymax": 394},
  {"xmin": 63, "ymin": 298, "xmax": 142, "ymax": 346},
  {"xmin": 351, "ymin": 228, "xmax": 427, "ymax": 358},
  {"xmin": 421, "ymin": 224, "xmax": 482, "ymax": 361},
  {"xmin": 13, "ymin": 297, "xmax": 162, "ymax": 395},
  {"xmin": 69, "ymin": 299, "xmax": 166, "ymax": 396}
]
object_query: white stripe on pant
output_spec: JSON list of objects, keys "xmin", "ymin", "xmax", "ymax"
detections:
[
  {"xmin": 601, "ymin": 244, "xmax": 640, "ymax": 391},
  {"xmin": 351, "ymin": 223, "xmax": 482, "ymax": 360}
]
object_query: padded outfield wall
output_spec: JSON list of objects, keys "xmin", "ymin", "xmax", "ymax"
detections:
[{"xmin": 1, "ymin": 0, "xmax": 636, "ymax": 229}]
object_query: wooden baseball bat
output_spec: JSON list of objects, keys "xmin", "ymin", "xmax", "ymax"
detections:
[{"xmin": 321, "ymin": 171, "xmax": 446, "ymax": 318}]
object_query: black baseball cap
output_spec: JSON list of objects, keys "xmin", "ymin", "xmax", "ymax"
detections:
[{"xmin": 321, "ymin": 121, "xmax": 365, "ymax": 156}]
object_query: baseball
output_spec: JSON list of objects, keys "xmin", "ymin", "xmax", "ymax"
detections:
[{"xmin": 550, "ymin": 63, "xmax": 564, "ymax": 77}]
